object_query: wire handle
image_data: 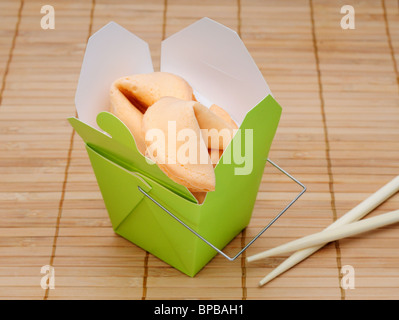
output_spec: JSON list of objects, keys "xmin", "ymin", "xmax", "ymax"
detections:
[{"xmin": 138, "ymin": 158, "xmax": 307, "ymax": 261}]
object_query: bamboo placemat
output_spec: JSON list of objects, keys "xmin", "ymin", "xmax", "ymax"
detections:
[{"xmin": 0, "ymin": 0, "xmax": 398, "ymax": 300}]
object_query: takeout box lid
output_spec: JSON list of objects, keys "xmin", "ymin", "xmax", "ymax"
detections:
[
  {"xmin": 74, "ymin": 17, "xmax": 273, "ymax": 129},
  {"xmin": 160, "ymin": 17, "xmax": 273, "ymax": 124},
  {"xmin": 75, "ymin": 21, "xmax": 153, "ymax": 130}
]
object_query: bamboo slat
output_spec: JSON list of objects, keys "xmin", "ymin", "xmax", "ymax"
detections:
[{"xmin": 0, "ymin": 0, "xmax": 398, "ymax": 300}]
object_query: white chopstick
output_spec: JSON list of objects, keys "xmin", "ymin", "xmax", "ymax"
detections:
[
  {"xmin": 247, "ymin": 175, "xmax": 399, "ymax": 287},
  {"xmin": 247, "ymin": 209, "xmax": 399, "ymax": 262}
]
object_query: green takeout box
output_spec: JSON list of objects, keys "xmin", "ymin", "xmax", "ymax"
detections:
[{"xmin": 69, "ymin": 18, "xmax": 282, "ymax": 277}]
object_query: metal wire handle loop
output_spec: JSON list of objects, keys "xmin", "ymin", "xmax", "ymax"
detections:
[{"xmin": 138, "ymin": 158, "xmax": 307, "ymax": 261}]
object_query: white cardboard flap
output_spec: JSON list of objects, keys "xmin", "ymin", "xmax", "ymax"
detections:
[
  {"xmin": 161, "ymin": 17, "xmax": 272, "ymax": 125},
  {"xmin": 75, "ymin": 19, "xmax": 272, "ymax": 129},
  {"xmin": 75, "ymin": 22, "xmax": 154, "ymax": 129}
]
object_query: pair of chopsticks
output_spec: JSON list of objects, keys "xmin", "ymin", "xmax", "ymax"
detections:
[{"xmin": 246, "ymin": 175, "xmax": 399, "ymax": 287}]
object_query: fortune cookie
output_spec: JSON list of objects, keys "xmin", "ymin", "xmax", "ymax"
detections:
[
  {"xmin": 208, "ymin": 148, "xmax": 224, "ymax": 168},
  {"xmin": 206, "ymin": 104, "xmax": 238, "ymax": 169},
  {"xmin": 190, "ymin": 192, "xmax": 207, "ymax": 204},
  {"xmin": 114, "ymin": 72, "xmax": 194, "ymax": 113},
  {"xmin": 109, "ymin": 72, "xmax": 195, "ymax": 154},
  {"xmin": 142, "ymin": 97, "xmax": 215, "ymax": 192},
  {"xmin": 193, "ymin": 103, "xmax": 235, "ymax": 150},
  {"xmin": 110, "ymin": 72, "xmax": 240, "ymax": 203},
  {"xmin": 109, "ymin": 83, "xmax": 147, "ymax": 154},
  {"xmin": 210, "ymin": 104, "xmax": 238, "ymax": 130}
]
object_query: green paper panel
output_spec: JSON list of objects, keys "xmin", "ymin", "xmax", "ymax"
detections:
[{"xmin": 71, "ymin": 95, "xmax": 282, "ymax": 276}]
